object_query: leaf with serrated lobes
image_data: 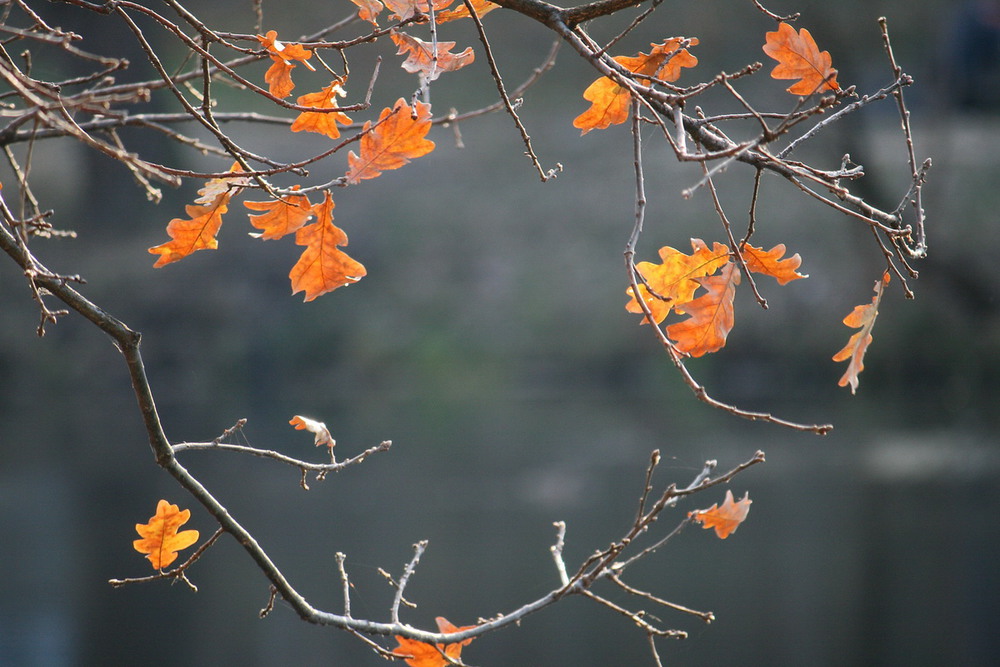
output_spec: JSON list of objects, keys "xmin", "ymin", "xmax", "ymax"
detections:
[
  {"xmin": 762, "ymin": 22, "xmax": 839, "ymax": 95},
  {"xmin": 346, "ymin": 99, "xmax": 435, "ymax": 183},
  {"xmin": 133, "ymin": 499, "xmax": 199, "ymax": 570},
  {"xmin": 289, "ymin": 191, "xmax": 366, "ymax": 301}
]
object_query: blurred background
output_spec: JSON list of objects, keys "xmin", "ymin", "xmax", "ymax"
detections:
[{"xmin": 1, "ymin": 0, "xmax": 998, "ymax": 665}]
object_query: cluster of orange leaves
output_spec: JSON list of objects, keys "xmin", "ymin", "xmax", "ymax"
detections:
[
  {"xmin": 625, "ymin": 239, "xmax": 807, "ymax": 357},
  {"xmin": 573, "ymin": 22, "xmax": 838, "ymax": 134},
  {"xmin": 149, "ymin": 0, "xmax": 490, "ymax": 300},
  {"xmin": 133, "ymin": 499, "xmax": 200, "ymax": 569},
  {"xmin": 578, "ymin": 25, "xmax": 872, "ymax": 389},
  {"xmin": 690, "ymin": 490, "xmax": 752, "ymax": 539},
  {"xmin": 392, "ymin": 617, "xmax": 476, "ymax": 667}
]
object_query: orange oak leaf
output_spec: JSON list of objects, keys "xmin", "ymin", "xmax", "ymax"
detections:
[
  {"xmin": 390, "ymin": 29, "xmax": 475, "ymax": 82},
  {"xmin": 626, "ymin": 238, "xmax": 730, "ymax": 324},
  {"xmin": 762, "ymin": 22, "xmax": 839, "ymax": 95},
  {"xmin": 245, "ymin": 187, "xmax": 314, "ymax": 240},
  {"xmin": 290, "ymin": 415, "xmax": 335, "ymax": 449},
  {"xmin": 133, "ymin": 499, "xmax": 200, "ymax": 570},
  {"xmin": 346, "ymin": 98, "xmax": 435, "ymax": 184},
  {"xmin": 148, "ymin": 191, "xmax": 230, "ymax": 267},
  {"xmin": 690, "ymin": 489, "xmax": 751, "ymax": 539},
  {"xmin": 290, "ymin": 81, "xmax": 352, "ymax": 139},
  {"xmin": 393, "ymin": 616, "xmax": 476, "ymax": 667},
  {"xmin": 436, "ymin": 0, "xmax": 499, "ymax": 22},
  {"xmin": 350, "ymin": 0, "xmax": 384, "ymax": 24},
  {"xmin": 290, "ymin": 191, "xmax": 366, "ymax": 301},
  {"xmin": 833, "ymin": 272, "xmax": 889, "ymax": 394},
  {"xmin": 666, "ymin": 261, "xmax": 741, "ymax": 357},
  {"xmin": 739, "ymin": 242, "xmax": 807, "ymax": 284},
  {"xmin": 264, "ymin": 57, "xmax": 296, "ymax": 98},
  {"xmin": 258, "ymin": 30, "xmax": 315, "ymax": 69},
  {"xmin": 258, "ymin": 30, "xmax": 316, "ymax": 98},
  {"xmin": 574, "ymin": 38, "xmax": 699, "ymax": 134}
]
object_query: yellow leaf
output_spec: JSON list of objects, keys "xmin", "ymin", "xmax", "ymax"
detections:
[{"xmin": 133, "ymin": 499, "xmax": 200, "ymax": 570}]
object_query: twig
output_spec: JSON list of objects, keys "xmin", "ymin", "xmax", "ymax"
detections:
[
  {"xmin": 463, "ymin": 0, "xmax": 560, "ymax": 181},
  {"xmin": 259, "ymin": 585, "xmax": 278, "ymax": 618},
  {"xmin": 879, "ymin": 16, "xmax": 928, "ymax": 259},
  {"xmin": 751, "ymin": 0, "xmax": 800, "ymax": 22},
  {"xmin": 109, "ymin": 526, "xmax": 225, "ymax": 591},
  {"xmin": 391, "ymin": 541, "xmax": 428, "ymax": 623},
  {"xmin": 550, "ymin": 521, "xmax": 570, "ymax": 586},
  {"xmin": 335, "ymin": 552, "xmax": 352, "ymax": 617}
]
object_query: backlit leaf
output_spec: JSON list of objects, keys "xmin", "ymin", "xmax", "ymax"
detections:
[
  {"xmin": 436, "ymin": 0, "xmax": 499, "ymax": 22},
  {"xmin": 346, "ymin": 99, "xmax": 435, "ymax": 184},
  {"xmin": 666, "ymin": 262, "xmax": 741, "ymax": 357},
  {"xmin": 392, "ymin": 616, "xmax": 476, "ymax": 667},
  {"xmin": 264, "ymin": 58, "xmax": 296, "ymax": 98},
  {"xmin": 290, "ymin": 81, "xmax": 352, "ymax": 139},
  {"xmin": 148, "ymin": 192, "xmax": 230, "ymax": 267},
  {"xmin": 350, "ymin": 0, "xmax": 384, "ymax": 24},
  {"xmin": 626, "ymin": 238, "xmax": 730, "ymax": 324},
  {"xmin": 574, "ymin": 38, "xmax": 699, "ymax": 134},
  {"xmin": 690, "ymin": 489, "xmax": 751, "ymax": 539},
  {"xmin": 289, "ymin": 191, "xmax": 366, "ymax": 301},
  {"xmin": 762, "ymin": 22, "xmax": 839, "ymax": 95},
  {"xmin": 290, "ymin": 415, "xmax": 335, "ymax": 449},
  {"xmin": 258, "ymin": 30, "xmax": 316, "ymax": 98},
  {"xmin": 133, "ymin": 499, "xmax": 200, "ymax": 570},
  {"xmin": 833, "ymin": 272, "xmax": 889, "ymax": 394},
  {"xmin": 149, "ymin": 165, "xmax": 247, "ymax": 266},
  {"xmin": 740, "ymin": 242, "xmax": 807, "ymax": 284},
  {"xmin": 193, "ymin": 162, "xmax": 247, "ymax": 205},
  {"xmin": 390, "ymin": 29, "xmax": 475, "ymax": 82},
  {"xmin": 245, "ymin": 186, "xmax": 314, "ymax": 240}
]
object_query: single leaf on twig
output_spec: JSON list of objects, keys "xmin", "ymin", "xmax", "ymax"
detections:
[
  {"xmin": 193, "ymin": 162, "xmax": 247, "ymax": 205},
  {"xmin": 245, "ymin": 186, "xmax": 314, "ymax": 241},
  {"xmin": 392, "ymin": 616, "xmax": 476, "ymax": 667},
  {"xmin": 390, "ymin": 29, "xmax": 475, "ymax": 82},
  {"xmin": 350, "ymin": 0, "xmax": 384, "ymax": 24},
  {"xmin": 257, "ymin": 30, "xmax": 316, "ymax": 98},
  {"xmin": 574, "ymin": 38, "xmax": 699, "ymax": 134},
  {"xmin": 133, "ymin": 499, "xmax": 200, "ymax": 569},
  {"xmin": 290, "ymin": 415, "xmax": 335, "ymax": 449},
  {"xmin": 833, "ymin": 272, "xmax": 889, "ymax": 393},
  {"xmin": 290, "ymin": 81, "xmax": 352, "ymax": 139},
  {"xmin": 666, "ymin": 261, "xmax": 741, "ymax": 357},
  {"xmin": 762, "ymin": 22, "xmax": 839, "ymax": 95},
  {"xmin": 148, "ymin": 192, "xmax": 230, "ymax": 267},
  {"xmin": 149, "ymin": 164, "xmax": 247, "ymax": 266},
  {"xmin": 690, "ymin": 489, "xmax": 751, "ymax": 539},
  {"xmin": 346, "ymin": 99, "xmax": 435, "ymax": 184},
  {"xmin": 740, "ymin": 242, "xmax": 808, "ymax": 284},
  {"xmin": 289, "ymin": 191, "xmax": 366, "ymax": 300},
  {"xmin": 436, "ymin": 0, "xmax": 499, "ymax": 22},
  {"xmin": 626, "ymin": 238, "xmax": 730, "ymax": 324}
]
